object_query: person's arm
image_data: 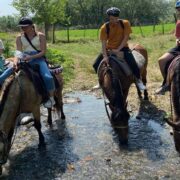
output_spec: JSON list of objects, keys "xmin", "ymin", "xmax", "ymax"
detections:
[
  {"xmin": 101, "ymin": 40, "xmax": 109, "ymax": 63},
  {"xmin": 23, "ymin": 33, "xmax": 47, "ymax": 61},
  {"xmin": 117, "ymin": 34, "xmax": 129, "ymax": 51}
]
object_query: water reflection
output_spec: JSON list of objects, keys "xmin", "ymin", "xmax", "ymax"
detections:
[{"xmin": 1, "ymin": 91, "xmax": 180, "ymax": 179}]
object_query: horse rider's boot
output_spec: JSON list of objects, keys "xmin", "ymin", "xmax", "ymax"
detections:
[
  {"xmin": 43, "ymin": 96, "xmax": 55, "ymax": 108},
  {"xmin": 135, "ymin": 79, "xmax": 146, "ymax": 91},
  {"xmin": 155, "ymin": 84, "xmax": 170, "ymax": 95}
]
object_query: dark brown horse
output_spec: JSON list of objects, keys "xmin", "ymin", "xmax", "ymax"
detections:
[
  {"xmin": 0, "ymin": 63, "xmax": 65, "ymax": 173},
  {"xmin": 98, "ymin": 44, "xmax": 148, "ymax": 144},
  {"xmin": 165, "ymin": 57, "xmax": 180, "ymax": 152}
]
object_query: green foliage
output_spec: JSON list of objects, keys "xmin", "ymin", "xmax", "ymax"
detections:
[
  {"xmin": 46, "ymin": 48, "xmax": 74, "ymax": 83},
  {"xmin": 0, "ymin": 16, "xmax": 19, "ymax": 32}
]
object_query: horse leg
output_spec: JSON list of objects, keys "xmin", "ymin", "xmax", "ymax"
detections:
[
  {"xmin": 141, "ymin": 68, "xmax": 149, "ymax": 100},
  {"xmin": 60, "ymin": 105, "xmax": 65, "ymax": 120},
  {"xmin": 33, "ymin": 110, "xmax": 45, "ymax": 147},
  {"xmin": 34, "ymin": 119, "xmax": 45, "ymax": 148},
  {"xmin": 47, "ymin": 108, "xmax": 52, "ymax": 126},
  {"xmin": 136, "ymin": 84, "xmax": 143, "ymax": 99},
  {"xmin": 54, "ymin": 96, "xmax": 65, "ymax": 120}
]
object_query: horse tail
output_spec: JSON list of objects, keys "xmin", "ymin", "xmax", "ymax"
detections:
[{"xmin": 173, "ymin": 60, "xmax": 180, "ymax": 115}]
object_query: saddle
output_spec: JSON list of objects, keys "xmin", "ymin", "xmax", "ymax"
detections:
[
  {"xmin": 166, "ymin": 56, "xmax": 180, "ymax": 85},
  {"xmin": 19, "ymin": 62, "xmax": 62, "ymax": 103},
  {"xmin": 107, "ymin": 50, "xmax": 146, "ymax": 76}
]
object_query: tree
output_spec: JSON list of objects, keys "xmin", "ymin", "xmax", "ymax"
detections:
[{"xmin": 12, "ymin": 0, "xmax": 67, "ymax": 41}]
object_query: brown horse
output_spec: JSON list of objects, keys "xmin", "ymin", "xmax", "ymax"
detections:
[
  {"xmin": 98, "ymin": 44, "xmax": 148, "ymax": 144},
  {"xmin": 0, "ymin": 63, "xmax": 65, "ymax": 173},
  {"xmin": 165, "ymin": 57, "xmax": 180, "ymax": 152}
]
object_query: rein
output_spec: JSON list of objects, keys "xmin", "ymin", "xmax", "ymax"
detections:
[
  {"xmin": 4, "ymin": 73, "xmax": 23, "ymax": 153},
  {"xmin": 3, "ymin": 71, "xmax": 23, "ymax": 154},
  {"xmin": 167, "ymin": 66, "xmax": 174, "ymax": 122}
]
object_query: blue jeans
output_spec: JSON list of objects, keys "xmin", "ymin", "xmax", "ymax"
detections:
[
  {"xmin": 0, "ymin": 51, "xmax": 55, "ymax": 92},
  {"xmin": 26, "ymin": 51, "xmax": 55, "ymax": 92},
  {"xmin": 0, "ymin": 67, "xmax": 14, "ymax": 85}
]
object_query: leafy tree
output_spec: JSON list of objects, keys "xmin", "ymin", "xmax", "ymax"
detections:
[{"xmin": 12, "ymin": 0, "xmax": 67, "ymax": 41}]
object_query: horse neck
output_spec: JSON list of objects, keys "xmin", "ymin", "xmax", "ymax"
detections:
[
  {"xmin": 0, "ymin": 79, "xmax": 20, "ymax": 135},
  {"xmin": 172, "ymin": 62, "xmax": 180, "ymax": 119}
]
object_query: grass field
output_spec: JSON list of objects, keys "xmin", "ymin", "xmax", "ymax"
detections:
[{"xmin": 54, "ymin": 23, "xmax": 175, "ymax": 42}]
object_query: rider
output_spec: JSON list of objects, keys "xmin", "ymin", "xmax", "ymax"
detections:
[
  {"xmin": 155, "ymin": 0, "xmax": 180, "ymax": 94},
  {"xmin": 92, "ymin": 7, "xmax": 146, "ymax": 91},
  {"xmin": 16, "ymin": 17, "xmax": 56, "ymax": 108},
  {"xmin": 0, "ymin": 17, "xmax": 55, "ymax": 108}
]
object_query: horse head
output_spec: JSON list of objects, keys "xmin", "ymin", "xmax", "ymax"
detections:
[
  {"xmin": 98, "ymin": 58, "xmax": 131, "ymax": 144},
  {"xmin": 111, "ymin": 106, "xmax": 130, "ymax": 144}
]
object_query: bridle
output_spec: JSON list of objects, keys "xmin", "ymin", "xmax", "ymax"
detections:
[{"xmin": 98, "ymin": 60, "xmax": 129, "ymax": 129}]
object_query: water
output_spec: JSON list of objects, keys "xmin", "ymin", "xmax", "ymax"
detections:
[{"xmin": 1, "ymin": 91, "xmax": 180, "ymax": 180}]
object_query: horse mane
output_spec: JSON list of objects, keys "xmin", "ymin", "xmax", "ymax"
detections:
[
  {"xmin": 173, "ymin": 61, "xmax": 180, "ymax": 115},
  {"xmin": 0, "ymin": 76, "xmax": 15, "ymax": 117}
]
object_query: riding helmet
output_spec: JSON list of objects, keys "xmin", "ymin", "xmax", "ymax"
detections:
[
  {"xmin": 106, "ymin": 7, "xmax": 120, "ymax": 17},
  {"xmin": 18, "ymin": 17, "xmax": 33, "ymax": 27},
  {"xmin": 175, "ymin": 0, "xmax": 180, "ymax": 8}
]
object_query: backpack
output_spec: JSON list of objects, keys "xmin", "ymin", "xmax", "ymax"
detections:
[{"xmin": 105, "ymin": 19, "xmax": 124, "ymax": 38}]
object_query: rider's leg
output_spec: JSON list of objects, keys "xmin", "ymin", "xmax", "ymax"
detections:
[
  {"xmin": 92, "ymin": 53, "xmax": 103, "ymax": 89},
  {"xmin": 155, "ymin": 52, "xmax": 174, "ymax": 95},
  {"xmin": 158, "ymin": 52, "xmax": 174, "ymax": 79},
  {"xmin": 30, "ymin": 59, "xmax": 56, "ymax": 108},
  {"xmin": 92, "ymin": 53, "xmax": 103, "ymax": 73},
  {"xmin": 123, "ymin": 48, "xmax": 146, "ymax": 91},
  {"xmin": 0, "ymin": 67, "xmax": 14, "ymax": 86}
]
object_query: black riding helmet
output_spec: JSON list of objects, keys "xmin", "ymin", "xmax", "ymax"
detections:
[
  {"xmin": 18, "ymin": 17, "xmax": 33, "ymax": 27},
  {"xmin": 106, "ymin": 7, "xmax": 120, "ymax": 17}
]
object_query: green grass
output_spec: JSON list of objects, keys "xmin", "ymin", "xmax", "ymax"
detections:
[{"xmin": 54, "ymin": 23, "xmax": 175, "ymax": 42}]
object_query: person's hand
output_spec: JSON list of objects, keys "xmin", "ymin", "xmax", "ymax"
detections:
[
  {"xmin": 176, "ymin": 39, "xmax": 180, "ymax": 46},
  {"xmin": 102, "ymin": 56, "xmax": 109, "ymax": 64},
  {"xmin": 23, "ymin": 54, "xmax": 31, "ymax": 62},
  {"xmin": 13, "ymin": 57, "xmax": 19, "ymax": 70}
]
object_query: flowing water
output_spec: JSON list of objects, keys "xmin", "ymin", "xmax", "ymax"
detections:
[{"xmin": 1, "ymin": 91, "xmax": 180, "ymax": 180}]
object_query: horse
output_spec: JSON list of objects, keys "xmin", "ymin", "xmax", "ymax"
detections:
[
  {"xmin": 0, "ymin": 57, "xmax": 65, "ymax": 125},
  {"xmin": 98, "ymin": 44, "xmax": 148, "ymax": 144},
  {"xmin": 0, "ymin": 62, "xmax": 65, "ymax": 173},
  {"xmin": 164, "ymin": 57, "xmax": 180, "ymax": 152}
]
